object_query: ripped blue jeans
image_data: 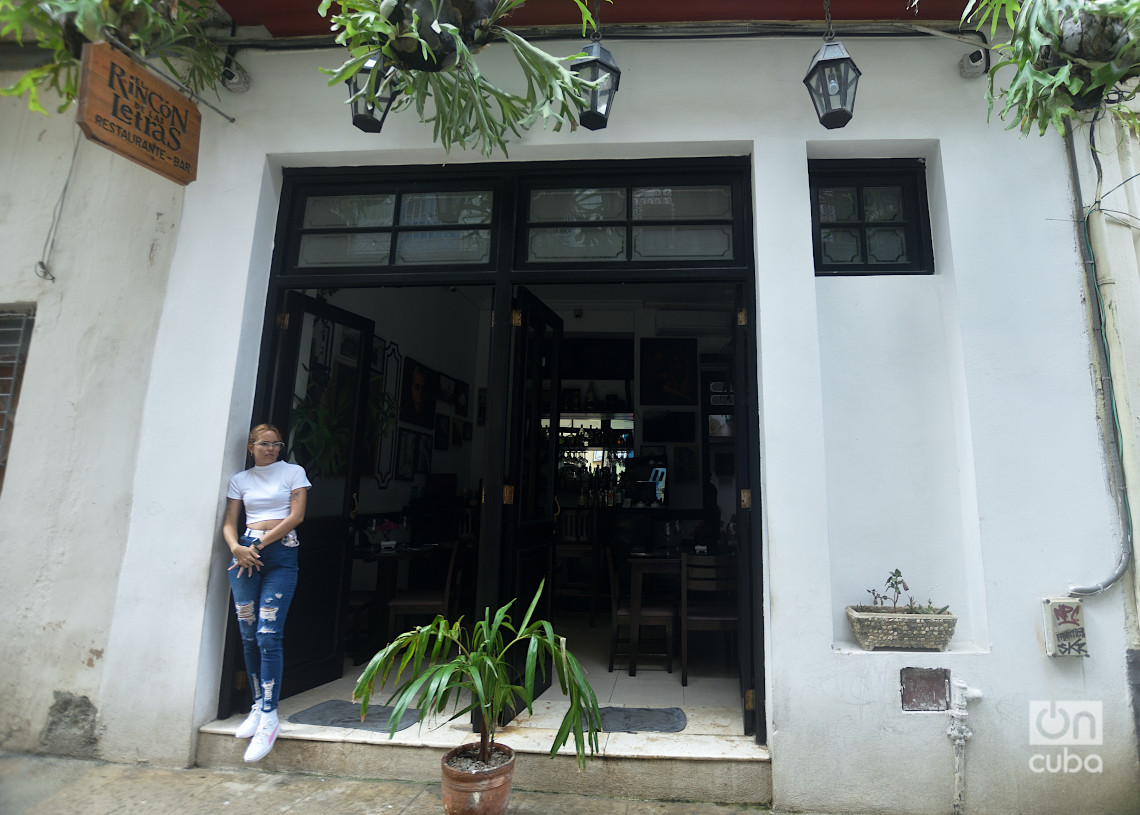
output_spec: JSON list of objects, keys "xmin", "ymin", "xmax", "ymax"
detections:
[{"xmin": 227, "ymin": 530, "xmax": 299, "ymax": 713}]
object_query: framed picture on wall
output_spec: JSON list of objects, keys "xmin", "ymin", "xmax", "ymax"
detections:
[
  {"xmin": 463, "ymin": 421, "xmax": 473, "ymax": 441},
  {"xmin": 434, "ymin": 413, "xmax": 450, "ymax": 451},
  {"xmin": 399, "ymin": 357, "xmax": 437, "ymax": 429},
  {"xmin": 454, "ymin": 380, "xmax": 469, "ymax": 417},
  {"xmin": 396, "ymin": 428, "xmax": 416, "ymax": 481},
  {"xmin": 640, "ymin": 338, "xmax": 697, "ymax": 406},
  {"xmin": 674, "ymin": 445, "xmax": 698, "ymax": 484},
  {"xmin": 438, "ymin": 374, "xmax": 456, "ymax": 405},
  {"xmin": 450, "ymin": 417, "xmax": 463, "ymax": 448},
  {"xmin": 414, "ymin": 431, "xmax": 433, "ymax": 474}
]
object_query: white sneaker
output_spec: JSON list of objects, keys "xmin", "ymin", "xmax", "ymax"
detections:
[
  {"xmin": 234, "ymin": 704, "xmax": 261, "ymax": 739},
  {"xmin": 243, "ymin": 710, "xmax": 279, "ymax": 762}
]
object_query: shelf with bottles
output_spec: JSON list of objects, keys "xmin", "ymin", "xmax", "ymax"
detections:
[{"xmin": 555, "ymin": 413, "xmax": 633, "ymax": 452}]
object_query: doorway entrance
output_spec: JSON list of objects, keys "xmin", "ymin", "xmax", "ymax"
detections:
[{"xmin": 219, "ymin": 159, "xmax": 765, "ymax": 742}]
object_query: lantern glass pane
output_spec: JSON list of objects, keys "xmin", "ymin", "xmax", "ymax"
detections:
[
  {"xmin": 633, "ymin": 186, "xmax": 732, "ymax": 220},
  {"xmin": 303, "ymin": 195, "xmax": 395, "ymax": 228},
  {"xmin": 633, "ymin": 225, "xmax": 734, "ymax": 260},
  {"xmin": 817, "ymin": 187, "xmax": 858, "ymax": 223},
  {"xmin": 530, "ymin": 188, "xmax": 626, "ymax": 222},
  {"xmin": 867, "ymin": 227, "xmax": 908, "ymax": 264},
  {"xmin": 395, "ymin": 229, "xmax": 491, "ymax": 265},
  {"xmin": 298, "ymin": 233, "xmax": 392, "ymax": 267},
  {"xmin": 820, "ymin": 228, "xmax": 862, "ymax": 264},
  {"xmin": 528, "ymin": 226, "xmax": 626, "ymax": 261},
  {"xmin": 401, "ymin": 192, "xmax": 493, "ymax": 225},
  {"xmin": 863, "ymin": 187, "xmax": 903, "ymax": 221}
]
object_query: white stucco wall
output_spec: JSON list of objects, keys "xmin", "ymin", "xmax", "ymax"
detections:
[
  {"xmin": 2, "ymin": 29, "xmax": 1138, "ymax": 813},
  {"xmin": 0, "ymin": 89, "xmax": 183, "ymax": 755}
]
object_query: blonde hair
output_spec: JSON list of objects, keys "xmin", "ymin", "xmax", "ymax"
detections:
[{"xmin": 248, "ymin": 423, "xmax": 283, "ymax": 446}]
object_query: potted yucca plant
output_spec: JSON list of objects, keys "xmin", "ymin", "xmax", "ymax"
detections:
[{"xmin": 353, "ymin": 580, "xmax": 601, "ymax": 815}]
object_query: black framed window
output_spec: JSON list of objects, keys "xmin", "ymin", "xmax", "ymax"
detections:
[
  {"xmin": 809, "ymin": 159, "xmax": 934, "ymax": 275},
  {"xmin": 521, "ymin": 182, "xmax": 738, "ymax": 267},
  {"xmin": 0, "ymin": 309, "xmax": 33, "ymax": 497},
  {"xmin": 284, "ymin": 184, "xmax": 498, "ymax": 274},
  {"xmin": 274, "ymin": 159, "xmax": 752, "ymax": 283}
]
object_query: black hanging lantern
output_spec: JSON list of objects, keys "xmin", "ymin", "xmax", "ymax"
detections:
[
  {"xmin": 803, "ymin": 1, "xmax": 860, "ymax": 130},
  {"xmin": 572, "ymin": 41, "xmax": 621, "ymax": 131},
  {"xmin": 571, "ymin": 2, "xmax": 620, "ymax": 132},
  {"xmin": 346, "ymin": 57, "xmax": 398, "ymax": 134}
]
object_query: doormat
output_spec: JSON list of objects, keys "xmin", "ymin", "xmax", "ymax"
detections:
[
  {"xmin": 600, "ymin": 706, "xmax": 687, "ymax": 733},
  {"xmin": 287, "ymin": 700, "xmax": 419, "ymax": 733}
]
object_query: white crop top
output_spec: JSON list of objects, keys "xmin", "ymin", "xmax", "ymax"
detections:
[{"xmin": 227, "ymin": 460, "xmax": 311, "ymax": 524}]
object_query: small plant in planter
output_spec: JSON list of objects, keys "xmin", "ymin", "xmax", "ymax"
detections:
[
  {"xmin": 846, "ymin": 569, "xmax": 957, "ymax": 651},
  {"xmin": 353, "ymin": 580, "xmax": 601, "ymax": 815}
]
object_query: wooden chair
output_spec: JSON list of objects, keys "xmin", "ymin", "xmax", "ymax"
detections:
[
  {"xmin": 554, "ymin": 507, "xmax": 603, "ymax": 625},
  {"xmin": 387, "ymin": 541, "xmax": 466, "ymax": 637},
  {"xmin": 605, "ymin": 548, "xmax": 675, "ymax": 673},
  {"xmin": 680, "ymin": 553, "xmax": 738, "ymax": 686}
]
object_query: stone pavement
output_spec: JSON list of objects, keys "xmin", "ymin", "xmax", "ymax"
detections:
[{"xmin": 0, "ymin": 752, "xmax": 777, "ymax": 815}]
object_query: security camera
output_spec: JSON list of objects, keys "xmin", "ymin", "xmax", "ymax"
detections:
[{"xmin": 960, "ymin": 49, "xmax": 987, "ymax": 79}]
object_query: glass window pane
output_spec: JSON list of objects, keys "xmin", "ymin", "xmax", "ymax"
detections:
[
  {"xmin": 821, "ymin": 228, "xmax": 862, "ymax": 264},
  {"xmin": 632, "ymin": 225, "xmax": 733, "ymax": 260},
  {"xmin": 816, "ymin": 187, "xmax": 858, "ymax": 223},
  {"xmin": 528, "ymin": 227, "xmax": 626, "ymax": 262},
  {"xmin": 400, "ymin": 192, "xmax": 492, "ymax": 226},
  {"xmin": 529, "ymin": 189, "xmax": 625, "ymax": 223},
  {"xmin": 633, "ymin": 186, "xmax": 732, "ymax": 220},
  {"xmin": 863, "ymin": 186, "xmax": 903, "ymax": 222},
  {"xmin": 867, "ymin": 227, "xmax": 909, "ymax": 263},
  {"xmin": 303, "ymin": 195, "xmax": 395, "ymax": 229},
  {"xmin": 298, "ymin": 233, "xmax": 391, "ymax": 267},
  {"xmin": 394, "ymin": 229, "xmax": 491, "ymax": 265}
]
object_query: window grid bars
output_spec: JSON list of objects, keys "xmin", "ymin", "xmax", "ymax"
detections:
[{"xmin": 0, "ymin": 312, "xmax": 32, "ymax": 464}]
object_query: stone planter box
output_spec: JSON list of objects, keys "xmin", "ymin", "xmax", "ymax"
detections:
[{"xmin": 846, "ymin": 606, "xmax": 957, "ymax": 651}]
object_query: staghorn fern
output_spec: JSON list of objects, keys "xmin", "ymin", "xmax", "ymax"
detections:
[{"xmin": 320, "ymin": 0, "xmax": 612, "ymax": 156}]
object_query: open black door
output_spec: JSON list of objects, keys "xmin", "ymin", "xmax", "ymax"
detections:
[
  {"xmin": 219, "ymin": 291, "xmax": 373, "ymax": 715},
  {"xmin": 272, "ymin": 291, "xmax": 374, "ymax": 696},
  {"xmin": 474, "ymin": 285, "xmax": 562, "ymax": 721},
  {"xmin": 733, "ymin": 284, "xmax": 764, "ymax": 741},
  {"xmin": 503, "ymin": 287, "xmax": 563, "ymax": 613}
]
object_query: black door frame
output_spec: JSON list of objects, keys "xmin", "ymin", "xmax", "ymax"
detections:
[{"xmin": 230, "ymin": 157, "xmax": 768, "ymax": 742}]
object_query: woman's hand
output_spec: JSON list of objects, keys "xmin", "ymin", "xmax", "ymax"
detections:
[{"xmin": 228, "ymin": 540, "xmax": 263, "ymax": 577}]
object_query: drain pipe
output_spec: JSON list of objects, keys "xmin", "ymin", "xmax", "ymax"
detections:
[
  {"xmin": 1063, "ymin": 118, "xmax": 1137, "ymax": 599},
  {"xmin": 947, "ymin": 678, "xmax": 983, "ymax": 815}
]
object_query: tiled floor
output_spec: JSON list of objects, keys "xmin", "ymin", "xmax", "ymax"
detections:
[{"xmin": 212, "ymin": 611, "xmax": 762, "ymax": 762}]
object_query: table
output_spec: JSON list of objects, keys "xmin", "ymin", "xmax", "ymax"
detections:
[
  {"xmin": 352, "ymin": 543, "xmax": 449, "ymax": 655},
  {"xmin": 627, "ymin": 553, "xmax": 680, "ymax": 676}
]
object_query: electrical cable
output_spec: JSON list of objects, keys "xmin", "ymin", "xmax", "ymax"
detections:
[
  {"xmin": 35, "ymin": 133, "xmax": 83, "ymax": 282},
  {"xmin": 1066, "ymin": 115, "xmax": 1135, "ymax": 596}
]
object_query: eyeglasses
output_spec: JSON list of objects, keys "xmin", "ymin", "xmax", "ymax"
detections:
[{"xmin": 254, "ymin": 441, "xmax": 285, "ymax": 450}]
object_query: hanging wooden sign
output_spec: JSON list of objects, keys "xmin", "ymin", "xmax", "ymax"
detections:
[{"xmin": 75, "ymin": 42, "xmax": 201, "ymax": 186}]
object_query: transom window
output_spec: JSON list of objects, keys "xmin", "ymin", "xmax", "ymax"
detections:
[
  {"xmin": 292, "ymin": 189, "xmax": 494, "ymax": 270},
  {"xmin": 809, "ymin": 159, "xmax": 934, "ymax": 275},
  {"xmin": 523, "ymin": 184, "xmax": 736, "ymax": 265},
  {"xmin": 276, "ymin": 160, "xmax": 750, "ymax": 279}
]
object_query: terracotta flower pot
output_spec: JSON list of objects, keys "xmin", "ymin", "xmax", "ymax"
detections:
[{"xmin": 440, "ymin": 742, "xmax": 516, "ymax": 815}]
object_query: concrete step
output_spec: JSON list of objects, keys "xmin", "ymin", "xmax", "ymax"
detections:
[{"xmin": 197, "ymin": 703, "xmax": 771, "ymax": 804}]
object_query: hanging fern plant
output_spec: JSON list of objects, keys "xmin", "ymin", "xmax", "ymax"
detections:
[
  {"xmin": 319, "ymin": 0, "xmax": 611, "ymax": 156},
  {"xmin": 0, "ymin": 0, "xmax": 232, "ymax": 114},
  {"xmin": 914, "ymin": 0, "xmax": 1140, "ymax": 135}
]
